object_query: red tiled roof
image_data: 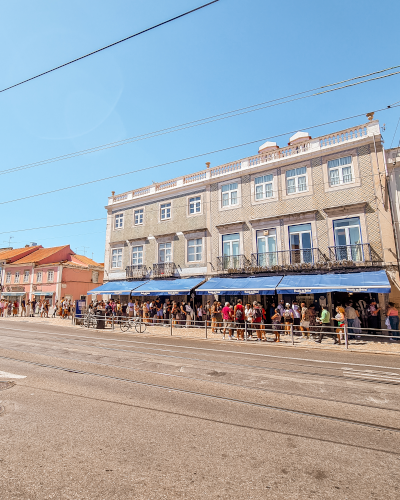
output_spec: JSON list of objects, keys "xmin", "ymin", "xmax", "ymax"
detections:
[
  {"xmin": 0, "ymin": 246, "xmax": 41, "ymax": 260},
  {"xmin": 11, "ymin": 246, "xmax": 69, "ymax": 264},
  {"xmin": 73, "ymin": 255, "xmax": 104, "ymax": 267}
]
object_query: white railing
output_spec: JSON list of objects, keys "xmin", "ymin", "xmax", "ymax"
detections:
[
  {"xmin": 110, "ymin": 121, "xmax": 377, "ymax": 205},
  {"xmin": 184, "ymin": 171, "xmax": 207, "ymax": 184},
  {"xmin": 319, "ymin": 126, "xmax": 368, "ymax": 148},
  {"xmin": 132, "ymin": 187, "xmax": 151, "ymax": 198},
  {"xmin": 210, "ymin": 161, "xmax": 241, "ymax": 178}
]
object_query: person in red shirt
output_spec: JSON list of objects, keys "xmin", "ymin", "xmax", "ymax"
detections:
[
  {"xmin": 222, "ymin": 302, "xmax": 234, "ymax": 340},
  {"xmin": 234, "ymin": 299, "xmax": 245, "ymax": 340},
  {"xmin": 252, "ymin": 301, "xmax": 263, "ymax": 341}
]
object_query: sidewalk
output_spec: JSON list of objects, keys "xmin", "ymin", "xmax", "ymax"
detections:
[{"xmin": 1, "ymin": 315, "xmax": 400, "ymax": 355}]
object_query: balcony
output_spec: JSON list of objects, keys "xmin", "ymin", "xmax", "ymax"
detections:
[
  {"xmin": 152, "ymin": 262, "xmax": 176, "ymax": 278},
  {"xmin": 328, "ymin": 244, "xmax": 382, "ymax": 265},
  {"xmin": 250, "ymin": 248, "xmax": 329, "ymax": 272},
  {"xmin": 126, "ymin": 265, "xmax": 147, "ymax": 279},
  {"xmin": 217, "ymin": 255, "xmax": 250, "ymax": 273}
]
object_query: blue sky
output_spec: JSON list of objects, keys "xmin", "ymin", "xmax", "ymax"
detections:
[{"xmin": 1, "ymin": 0, "xmax": 399, "ymax": 262}]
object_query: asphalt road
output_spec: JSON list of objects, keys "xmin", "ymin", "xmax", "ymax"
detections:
[{"xmin": 0, "ymin": 319, "xmax": 399, "ymax": 499}]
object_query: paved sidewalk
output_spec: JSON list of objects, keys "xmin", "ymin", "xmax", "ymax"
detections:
[{"xmin": 1, "ymin": 315, "xmax": 399, "ymax": 355}]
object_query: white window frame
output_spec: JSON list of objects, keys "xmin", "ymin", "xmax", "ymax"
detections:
[
  {"xmin": 14, "ymin": 271, "xmax": 20, "ymax": 284},
  {"xmin": 187, "ymin": 238, "xmax": 202, "ymax": 262},
  {"xmin": 286, "ymin": 166, "xmax": 307, "ymax": 194},
  {"xmin": 221, "ymin": 182, "xmax": 239, "ymax": 207},
  {"xmin": 254, "ymin": 174, "xmax": 274, "ymax": 200},
  {"xmin": 328, "ymin": 156, "xmax": 353, "ymax": 186},
  {"xmin": 115, "ymin": 213, "xmax": 124, "ymax": 229},
  {"xmin": 160, "ymin": 203, "xmax": 171, "ymax": 221},
  {"xmin": 111, "ymin": 248, "xmax": 123, "ymax": 269},
  {"xmin": 134, "ymin": 208, "xmax": 144, "ymax": 225},
  {"xmin": 92, "ymin": 271, "xmax": 99, "ymax": 283},
  {"xmin": 188, "ymin": 196, "xmax": 201, "ymax": 215},
  {"xmin": 6, "ymin": 272, "xmax": 11, "ymax": 284},
  {"xmin": 158, "ymin": 242, "xmax": 172, "ymax": 263},
  {"xmin": 37, "ymin": 271, "xmax": 42, "ymax": 283},
  {"xmin": 23, "ymin": 271, "xmax": 30, "ymax": 283},
  {"xmin": 132, "ymin": 245, "xmax": 144, "ymax": 266},
  {"xmin": 47, "ymin": 270, "xmax": 54, "ymax": 282}
]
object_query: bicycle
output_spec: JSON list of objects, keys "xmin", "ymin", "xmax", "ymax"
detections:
[
  {"xmin": 120, "ymin": 316, "xmax": 147, "ymax": 333},
  {"xmin": 82, "ymin": 311, "xmax": 98, "ymax": 329}
]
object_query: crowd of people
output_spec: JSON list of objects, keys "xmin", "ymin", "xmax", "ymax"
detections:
[
  {"xmin": 86, "ymin": 297, "xmax": 400, "ymax": 343},
  {"xmin": 0, "ymin": 298, "xmax": 74, "ymax": 318}
]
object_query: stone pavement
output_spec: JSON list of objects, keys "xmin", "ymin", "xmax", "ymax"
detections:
[{"xmin": 1, "ymin": 315, "xmax": 399, "ymax": 355}]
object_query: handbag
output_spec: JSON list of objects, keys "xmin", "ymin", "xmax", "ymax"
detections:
[
  {"xmin": 385, "ymin": 317, "xmax": 392, "ymax": 329},
  {"xmin": 300, "ymin": 320, "xmax": 310, "ymax": 328}
]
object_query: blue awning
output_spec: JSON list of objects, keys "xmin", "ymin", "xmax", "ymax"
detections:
[
  {"xmin": 131, "ymin": 278, "xmax": 205, "ymax": 296},
  {"xmin": 87, "ymin": 280, "xmax": 149, "ymax": 295},
  {"xmin": 196, "ymin": 276, "xmax": 283, "ymax": 295},
  {"xmin": 277, "ymin": 270, "xmax": 391, "ymax": 294}
]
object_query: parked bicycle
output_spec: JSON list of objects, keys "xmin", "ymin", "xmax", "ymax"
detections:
[{"xmin": 120, "ymin": 316, "xmax": 147, "ymax": 333}]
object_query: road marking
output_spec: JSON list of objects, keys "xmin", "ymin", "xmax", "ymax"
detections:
[
  {"xmin": 0, "ymin": 325, "xmax": 399, "ymax": 371},
  {"xmin": 0, "ymin": 370, "xmax": 26, "ymax": 379}
]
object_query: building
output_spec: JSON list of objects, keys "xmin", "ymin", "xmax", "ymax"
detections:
[
  {"xmin": 101, "ymin": 117, "xmax": 399, "ymax": 324},
  {"xmin": 1, "ymin": 245, "xmax": 104, "ymax": 304},
  {"xmin": 385, "ymin": 147, "xmax": 400, "ymax": 259}
]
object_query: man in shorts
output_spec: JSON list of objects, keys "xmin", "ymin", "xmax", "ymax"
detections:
[
  {"xmin": 222, "ymin": 302, "xmax": 234, "ymax": 340},
  {"xmin": 234, "ymin": 299, "xmax": 245, "ymax": 340}
]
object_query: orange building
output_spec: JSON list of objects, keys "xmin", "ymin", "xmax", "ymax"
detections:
[{"xmin": 1, "ymin": 245, "xmax": 104, "ymax": 304}]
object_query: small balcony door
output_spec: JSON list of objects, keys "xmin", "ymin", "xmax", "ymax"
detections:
[
  {"xmin": 289, "ymin": 224, "xmax": 312, "ymax": 263},
  {"xmin": 159, "ymin": 242, "xmax": 172, "ymax": 263},
  {"xmin": 256, "ymin": 229, "xmax": 277, "ymax": 266},
  {"xmin": 222, "ymin": 233, "xmax": 240, "ymax": 269},
  {"xmin": 333, "ymin": 218, "xmax": 362, "ymax": 261}
]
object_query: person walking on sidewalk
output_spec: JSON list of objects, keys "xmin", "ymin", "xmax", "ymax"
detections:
[
  {"xmin": 315, "ymin": 305, "xmax": 331, "ymax": 343},
  {"xmin": 387, "ymin": 302, "xmax": 400, "ymax": 340}
]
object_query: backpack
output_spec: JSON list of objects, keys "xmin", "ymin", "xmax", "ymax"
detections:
[
  {"xmin": 235, "ymin": 308, "xmax": 243, "ymax": 320},
  {"xmin": 284, "ymin": 309, "xmax": 292, "ymax": 319},
  {"xmin": 253, "ymin": 307, "xmax": 262, "ymax": 319}
]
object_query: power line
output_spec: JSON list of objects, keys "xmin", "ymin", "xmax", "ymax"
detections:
[
  {"xmin": 2, "ymin": 66, "xmax": 400, "ymax": 178},
  {"xmin": 0, "ymin": 1, "xmax": 220, "ymax": 95},
  {"xmin": 0, "ymin": 103, "xmax": 399, "ymax": 207},
  {"xmin": 0, "ymin": 103, "xmax": 398, "ymax": 235}
]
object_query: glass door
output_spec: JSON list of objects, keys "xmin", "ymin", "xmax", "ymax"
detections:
[
  {"xmin": 222, "ymin": 233, "xmax": 240, "ymax": 269},
  {"xmin": 289, "ymin": 224, "xmax": 312, "ymax": 263},
  {"xmin": 333, "ymin": 218, "xmax": 362, "ymax": 261},
  {"xmin": 256, "ymin": 229, "xmax": 277, "ymax": 266}
]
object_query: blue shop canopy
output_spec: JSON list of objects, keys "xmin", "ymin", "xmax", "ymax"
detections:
[
  {"xmin": 277, "ymin": 270, "xmax": 391, "ymax": 294},
  {"xmin": 131, "ymin": 277, "xmax": 205, "ymax": 296},
  {"xmin": 87, "ymin": 280, "xmax": 149, "ymax": 295},
  {"xmin": 196, "ymin": 276, "xmax": 283, "ymax": 295}
]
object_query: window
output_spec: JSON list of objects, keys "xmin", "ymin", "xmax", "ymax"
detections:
[
  {"xmin": 111, "ymin": 248, "xmax": 123, "ymax": 268},
  {"xmin": 333, "ymin": 217, "xmax": 362, "ymax": 261},
  {"xmin": 134, "ymin": 209, "xmax": 144, "ymax": 225},
  {"xmin": 189, "ymin": 196, "xmax": 201, "ymax": 214},
  {"xmin": 289, "ymin": 224, "xmax": 312, "ymax": 263},
  {"xmin": 328, "ymin": 156, "xmax": 353, "ymax": 186},
  {"xmin": 222, "ymin": 233, "xmax": 240, "ymax": 269},
  {"xmin": 6, "ymin": 272, "xmax": 11, "ymax": 284},
  {"xmin": 23, "ymin": 271, "xmax": 30, "ymax": 283},
  {"xmin": 159, "ymin": 242, "xmax": 172, "ymax": 263},
  {"xmin": 14, "ymin": 271, "xmax": 20, "ymax": 283},
  {"xmin": 47, "ymin": 270, "xmax": 54, "ymax": 282},
  {"xmin": 37, "ymin": 271, "xmax": 42, "ymax": 283},
  {"xmin": 255, "ymin": 174, "xmax": 273, "ymax": 200},
  {"xmin": 92, "ymin": 271, "xmax": 99, "ymax": 283},
  {"xmin": 160, "ymin": 203, "xmax": 171, "ymax": 220},
  {"xmin": 286, "ymin": 167, "xmax": 307, "ymax": 194},
  {"xmin": 115, "ymin": 213, "xmax": 124, "ymax": 229},
  {"xmin": 132, "ymin": 245, "xmax": 143, "ymax": 266},
  {"xmin": 221, "ymin": 183, "xmax": 238, "ymax": 207},
  {"xmin": 188, "ymin": 239, "xmax": 202, "ymax": 262},
  {"xmin": 256, "ymin": 229, "xmax": 277, "ymax": 266}
]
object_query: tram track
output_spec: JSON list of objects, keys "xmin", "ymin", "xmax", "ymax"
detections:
[
  {"xmin": 1, "ymin": 330, "xmax": 400, "ymax": 386},
  {"xmin": 1, "ymin": 353, "xmax": 400, "ymax": 434},
  {"xmin": 2, "ymin": 344, "xmax": 399, "ymax": 413}
]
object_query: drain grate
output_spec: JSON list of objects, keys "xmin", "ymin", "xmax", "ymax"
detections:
[{"xmin": 0, "ymin": 381, "xmax": 15, "ymax": 391}]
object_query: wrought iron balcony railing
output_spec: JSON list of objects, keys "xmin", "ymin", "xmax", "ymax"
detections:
[
  {"xmin": 152, "ymin": 262, "xmax": 176, "ymax": 278},
  {"xmin": 328, "ymin": 244, "xmax": 382, "ymax": 263},
  {"xmin": 217, "ymin": 255, "xmax": 250, "ymax": 273},
  {"xmin": 126, "ymin": 265, "xmax": 147, "ymax": 279},
  {"xmin": 250, "ymin": 248, "xmax": 328, "ymax": 271}
]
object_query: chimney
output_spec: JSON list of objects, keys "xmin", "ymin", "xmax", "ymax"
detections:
[{"xmin": 25, "ymin": 245, "xmax": 30, "ymax": 248}]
